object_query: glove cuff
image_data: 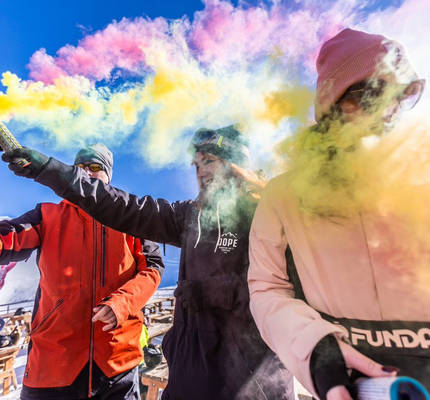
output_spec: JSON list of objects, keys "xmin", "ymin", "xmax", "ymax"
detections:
[{"xmin": 310, "ymin": 335, "xmax": 351, "ymax": 400}]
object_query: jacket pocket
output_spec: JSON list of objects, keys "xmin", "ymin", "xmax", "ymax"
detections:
[{"xmin": 31, "ymin": 298, "xmax": 64, "ymax": 335}]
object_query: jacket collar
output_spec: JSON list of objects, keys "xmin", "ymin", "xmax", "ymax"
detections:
[{"xmin": 61, "ymin": 200, "xmax": 95, "ymax": 222}]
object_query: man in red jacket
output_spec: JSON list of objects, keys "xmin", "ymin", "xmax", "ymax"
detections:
[{"xmin": 0, "ymin": 143, "xmax": 164, "ymax": 400}]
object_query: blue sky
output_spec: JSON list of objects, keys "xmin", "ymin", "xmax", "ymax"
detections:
[
  {"xmin": 0, "ymin": 0, "xmax": 210, "ymax": 214},
  {"xmin": 0, "ymin": 0, "xmax": 214, "ymax": 289}
]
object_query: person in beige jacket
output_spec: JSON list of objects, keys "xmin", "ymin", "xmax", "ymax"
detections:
[{"xmin": 248, "ymin": 28, "xmax": 426, "ymax": 400}]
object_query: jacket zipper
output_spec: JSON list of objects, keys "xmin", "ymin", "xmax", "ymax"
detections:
[
  {"xmin": 88, "ymin": 219, "xmax": 98, "ymax": 398},
  {"xmin": 31, "ymin": 298, "xmax": 64, "ymax": 335},
  {"xmin": 100, "ymin": 227, "xmax": 106, "ymax": 287},
  {"xmin": 24, "ymin": 297, "xmax": 63, "ymax": 381}
]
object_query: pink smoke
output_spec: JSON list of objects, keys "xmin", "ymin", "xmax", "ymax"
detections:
[
  {"xmin": 0, "ymin": 263, "xmax": 17, "ymax": 290},
  {"xmin": 27, "ymin": 0, "xmax": 352, "ymax": 85},
  {"xmin": 29, "ymin": 17, "xmax": 171, "ymax": 83},
  {"xmin": 189, "ymin": 1, "xmax": 344, "ymax": 69}
]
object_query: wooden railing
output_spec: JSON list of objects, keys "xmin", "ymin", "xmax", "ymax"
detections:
[{"xmin": 0, "ymin": 299, "xmax": 34, "ymax": 317}]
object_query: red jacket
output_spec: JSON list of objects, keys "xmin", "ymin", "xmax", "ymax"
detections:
[{"xmin": 0, "ymin": 200, "xmax": 163, "ymax": 389}]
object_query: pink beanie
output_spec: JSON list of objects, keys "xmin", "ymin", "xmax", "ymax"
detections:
[{"xmin": 315, "ymin": 28, "xmax": 416, "ymax": 121}]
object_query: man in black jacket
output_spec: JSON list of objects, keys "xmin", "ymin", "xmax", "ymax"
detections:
[{"xmin": 2, "ymin": 125, "xmax": 291, "ymax": 400}]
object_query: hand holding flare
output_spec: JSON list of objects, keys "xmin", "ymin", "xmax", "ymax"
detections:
[
  {"xmin": 0, "ymin": 122, "xmax": 31, "ymax": 167},
  {"xmin": 2, "ymin": 147, "xmax": 49, "ymax": 178},
  {"xmin": 327, "ymin": 341, "xmax": 399, "ymax": 400}
]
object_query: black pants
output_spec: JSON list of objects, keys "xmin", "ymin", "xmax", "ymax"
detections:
[{"xmin": 20, "ymin": 362, "xmax": 139, "ymax": 400}]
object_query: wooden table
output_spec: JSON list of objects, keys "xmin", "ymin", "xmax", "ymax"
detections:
[
  {"xmin": 143, "ymin": 297, "xmax": 175, "ymax": 315},
  {"xmin": 147, "ymin": 312, "xmax": 173, "ymax": 325},
  {"xmin": 140, "ymin": 360, "xmax": 169, "ymax": 400},
  {"xmin": 3, "ymin": 312, "xmax": 31, "ymax": 347},
  {"xmin": 0, "ymin": 345, "xmax": 20, "ymax": 395},
  {"xmin": 147, "ymin": 323, "xmax": 172, "ymax": 341},
  {"xmin": 9, "ymin": 313, "xmax": 31, "ymax": 328}
]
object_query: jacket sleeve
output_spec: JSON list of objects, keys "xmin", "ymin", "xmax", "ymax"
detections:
[
  {"xmin": 99, "ymin": 239, "xmax": 164, "ymax": 325},
  {"xmin": 0, "ymin": 205, "xmax": 42, "ymax": 264},
  {"xmin": 35, "ymin": 157, "xmax": 190, "ymax": 246},
  {"xmin": 247, "ymin": 182, "xmax": 345, "ymax": 396}
]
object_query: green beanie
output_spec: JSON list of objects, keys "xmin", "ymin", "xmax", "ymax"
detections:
[{"xmin": 190, "ymin": 125, "xmax": 250, "ymax": 167}]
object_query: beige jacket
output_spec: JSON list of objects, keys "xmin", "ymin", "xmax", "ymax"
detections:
[{"xmin": 248, "ymin": 173, "xmax": 430, "ymax": 395}]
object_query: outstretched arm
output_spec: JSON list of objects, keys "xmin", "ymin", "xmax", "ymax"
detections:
[{"xmin": 3, "ymin": 148, "xmax": 190, "ymax": 245}]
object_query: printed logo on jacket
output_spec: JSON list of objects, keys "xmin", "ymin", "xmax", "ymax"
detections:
[
  {"xmin": 217, "ymin": 232, "xmax": 239, "ymax": 254},
  {"xmin": 347, "ymin": 326, "xmax": 430, "ymax": 349},
  {"xmin": 330, "ymin": 319, "xmax": 430, "ymax": 351}
]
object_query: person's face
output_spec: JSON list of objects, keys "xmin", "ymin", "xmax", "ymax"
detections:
[
  {"xmin": 76, "ymin": 162, "xmax": 109, "ymax": 184},
  {"xmin": 192, "ymin": 152, "xmax": 226, "ymax": 192},
  {"xmin": 337, "ymin": 76, "xmax": 424, "ymax": 128}
]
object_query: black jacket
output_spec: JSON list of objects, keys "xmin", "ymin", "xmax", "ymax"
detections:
[{"xmin": 35, "ymin": 158, "xmax": 290, "ymax": 400}]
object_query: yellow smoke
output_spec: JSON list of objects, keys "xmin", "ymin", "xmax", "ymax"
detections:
[
  {"xmin": 0, "ymin": 72, "xmax": 87, "ymax": 117},
  {"xmin": 0, "ymin": 71, "xmax": 143, "ymax": 146},
  {"xmin": 282, "ymin": 109, "xmax": 430, "ymax": 244},
  {"xmin": 278, "ymin": 108, "xmax": 430, "ymax": 282},
  {"xmin": 134, "ymin": 54, "xmax": 223, "ymax": 166},
  {"xmin": 0, "ymin": 30, "xmax": 315, "ymax": 165},
  {"xmin": 260, "ymin": 85, "xmax": 314, "ymax": 125},
  {"xmin": 284, "ymin": 114, "xmax": 429, "ymax": 212}
]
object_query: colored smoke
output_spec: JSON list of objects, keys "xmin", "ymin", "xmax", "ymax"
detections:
[{"xmin": 0, "ymin": 0, "xmax": 428, "ymax": 170}]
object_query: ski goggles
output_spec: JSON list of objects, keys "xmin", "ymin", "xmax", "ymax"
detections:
[
  {"xmin": 75, "ymin": 162, "xmax": 105, "ymax": 172},
  {"xmin": 338, "ymin": 78, "xmax": 425, "ymax": 112}
]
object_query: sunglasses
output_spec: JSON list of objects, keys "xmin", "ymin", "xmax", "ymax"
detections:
[
  {"xmin": 338, "ymin": 78, "xmax": 425, "ymax": 112},
  {"xmin": 75, "ymin": 163, "xmax": 104, "ymax": 172}
]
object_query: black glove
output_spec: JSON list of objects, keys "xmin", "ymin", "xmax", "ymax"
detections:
[
  {"xmin": 2, "ymin": 147, "xmax": 50, "ymax": 179},
  {"xmin": 310, "ymin": 335, "xmax": 352, "ymax": 400},
  {"xmin": 143, "ymin": 344, "xmax": 163, "ymax": 369},
  {"xmin": 174, "ymin": 280, "xmax": 204, "ymax": 313}
]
